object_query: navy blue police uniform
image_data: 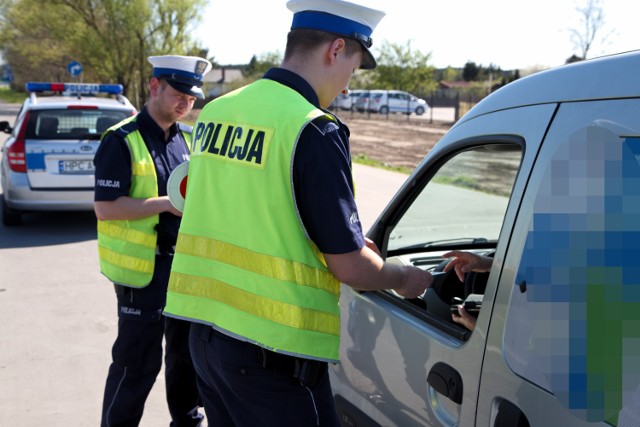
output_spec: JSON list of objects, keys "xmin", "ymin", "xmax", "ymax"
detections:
[
  {"xmin": 187, "ymin": 0, "xmax": 388, "ymax": 423},
  {"xmin": 189, "ymin": 67, "xmax": 365, "ymax": 426},
  {"xmin": 95, "ymin": 106, "xmax": 203, "ymax": 427}
]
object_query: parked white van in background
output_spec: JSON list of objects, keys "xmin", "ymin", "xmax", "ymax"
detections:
[
  {"xmin": 330, "ymin": 50, "xmax": 640, "ymax": 427},
  {"xmin": 332, "ymin": 89, "xmax": 366, "ymax": 111},
  {"xmin": 356, "ymin": 89, "xmax": 428, "ymax": 115}
]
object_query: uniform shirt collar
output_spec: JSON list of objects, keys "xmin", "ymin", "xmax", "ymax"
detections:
[
  {"xmin": 138, "ymin": 105, "xmax": 180, "ymax": 142},
  {"xmin": 263, "ymin": 68, "xmax": 320, "ymax": 107}
]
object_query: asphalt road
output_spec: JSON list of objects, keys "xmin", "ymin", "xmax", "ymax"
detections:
[{"xmin": 0, "ymin": 101, "xmax": 409, "ymax": 426}]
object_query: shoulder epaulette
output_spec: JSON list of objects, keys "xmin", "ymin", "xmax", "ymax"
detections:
[
  {"xmin": 321, "ymin": 109, "xmax": 342, "ymax": 125},
  {"xmin": 113, "ymin": 116, "xmax": 139, "ymax": 138}
]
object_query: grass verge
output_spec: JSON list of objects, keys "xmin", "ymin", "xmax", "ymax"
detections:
[
  {"xmin": 0, "ymin": 86, "xmax": 25, "ymax": 104},
  {"xmin": 352, "ymin": 153, "xmax": 412, "ymax": 175}
]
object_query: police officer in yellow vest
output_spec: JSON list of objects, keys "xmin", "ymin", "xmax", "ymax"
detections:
[
  {"xmin": 94, "ymin": 55, "xmax": 211, "ymax": 427},
  {"xmin": 163, "ymin": 1, "xmax": 433, "ymax": 425}
]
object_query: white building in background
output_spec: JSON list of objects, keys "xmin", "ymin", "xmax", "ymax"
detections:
[{"xmin": 203, "ymin": 67, "xmax": 244, "ymax": 98}]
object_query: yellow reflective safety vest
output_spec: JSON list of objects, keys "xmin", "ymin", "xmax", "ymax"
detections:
[
  {"xmin": 165, "ymin": 79, "xmax": 342, "ymax": 362},
  {"xmin": 97, "ymin": 116, "xmax": 190, "ymax": 288}
]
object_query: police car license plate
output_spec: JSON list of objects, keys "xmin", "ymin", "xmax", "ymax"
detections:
[{"xmin": 59, "ymin": 159, "xmax": 94, "ymax": 173}]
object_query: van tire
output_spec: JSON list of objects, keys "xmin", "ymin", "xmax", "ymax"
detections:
[
  {"xmin": 379, "ymin": 106, "xmax": 389, "ymax": 115},
  {"xmin": 2, "ymin": 198, "xmax": 22, "ymax": 226}
]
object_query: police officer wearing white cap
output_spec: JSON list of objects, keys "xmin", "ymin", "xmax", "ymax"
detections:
[
  {"xmin": 163, "ymin": 1, "xmax": 432, "ymax": 426},
  {"xmin": 94, "ymin": 55, "xmax": 211, "ymax": 427}
]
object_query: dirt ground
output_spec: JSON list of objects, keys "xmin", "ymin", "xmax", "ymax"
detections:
[
  {"xmin": 344, "ymin": 114, "xmax": 521, "ymax": 198},
  {"xmin": 341, "ymin": 114, "xmax": 452, "ymax": 171}
]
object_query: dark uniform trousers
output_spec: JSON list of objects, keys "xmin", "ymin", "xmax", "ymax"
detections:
[
  {"xmin": 189, "ymin": 322, "xmax": 341, "ymax": 427},
  {"xmin": 101, "ymin": 252, "xmax": 203, "ymax": 427}
]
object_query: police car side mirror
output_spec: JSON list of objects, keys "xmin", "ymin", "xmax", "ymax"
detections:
[{"xmin": 0, "ymin": 121, "xmax": 12, "ymax": 134}]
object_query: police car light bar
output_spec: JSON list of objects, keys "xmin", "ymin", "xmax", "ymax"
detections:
[{"xmin": 25, "ymin": 82, "xmax": 123, "ymax": 95}]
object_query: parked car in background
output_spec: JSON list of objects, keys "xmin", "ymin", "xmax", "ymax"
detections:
[
  {"xmin": 331, "ymin": 50, "xmax": 640, "ymax": 426},
  {"xmin": 355, "ymin": 89, "xmax": 428, "ymax": 115},
  {"xmin": 0, "ymin": 82, "xmax": 136, "ymax": 226},
  {"xmin": 333, "ymin": 89, "xmax": 366, "ymax": 111}
]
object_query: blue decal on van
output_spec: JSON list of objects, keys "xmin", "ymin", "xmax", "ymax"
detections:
[{"xmin": 514, "ymin": 133, "xmax": 640, "ymax": 425}]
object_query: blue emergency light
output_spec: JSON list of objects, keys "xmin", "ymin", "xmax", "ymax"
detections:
[{"xmin": 25, "ymin": 82, "xmax": 123, "ymax": 95}]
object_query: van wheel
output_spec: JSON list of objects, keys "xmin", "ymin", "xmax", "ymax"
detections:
[
  {"xmin": 415, "ymin": 106, "xmax": 425, "ymax": 115},
  {"xmin": 2, "ymin": 198, "xmax": 22, "ymax": 226},
  {"xmin": 379, "ymin": 106, "xmax": 389, "ymax": 115}
]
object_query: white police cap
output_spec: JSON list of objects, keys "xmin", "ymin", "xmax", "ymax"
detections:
[
  {"xmin": 287, "ymin": 0, "xmax": 385, "ymax": 69},
  {"xmin": 148, "ymin": 55, "xmax": 212, "ymax": 99}
]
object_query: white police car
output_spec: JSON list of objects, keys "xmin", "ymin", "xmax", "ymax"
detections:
[
  {"xmin": 331, "ymin": 50, "xmax": 640, "ymax": 426},
  {"xmin": 0, "ymin": 82, "xmax": 136, "ymax": 226}
]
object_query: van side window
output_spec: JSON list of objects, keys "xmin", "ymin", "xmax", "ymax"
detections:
[
  {"xmin": 388, "ymin": 144, "xmax": 520, "ymax": 251},
  {"xmin": 385, "ymin": 142, "xmax": 522, "ymax": 337}
]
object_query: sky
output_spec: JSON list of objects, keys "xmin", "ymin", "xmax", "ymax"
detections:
[{"xmin": 194, "ymin": 0, "xmax": 638, "ymax": 71}]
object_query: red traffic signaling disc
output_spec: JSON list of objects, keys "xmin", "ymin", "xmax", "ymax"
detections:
[{"xmin": 167, "ymin": 161, "xmax": 189, "ymax": 212}]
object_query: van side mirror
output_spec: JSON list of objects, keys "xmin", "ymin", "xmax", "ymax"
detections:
[{"xmin": 0, "ymin": 121, "xmax": 12, "ymax": 134}]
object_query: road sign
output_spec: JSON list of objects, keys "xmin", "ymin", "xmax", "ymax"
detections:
[{"xmin": 68, "ymin": 61, "xmax": 83, "ymax": 77}]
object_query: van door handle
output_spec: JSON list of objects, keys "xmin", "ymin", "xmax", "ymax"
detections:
[{"xmin": 427, "ymin": 362, "xmax": 463, "ymax": 404}]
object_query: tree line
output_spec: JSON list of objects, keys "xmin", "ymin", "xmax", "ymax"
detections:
[
  {"xmin": 0, "ymin": 0, "xmax": 211, "ymax": 107},
  {"xmin": 0, "ymin": 0, "xmax": 611, "ymax": 109}
]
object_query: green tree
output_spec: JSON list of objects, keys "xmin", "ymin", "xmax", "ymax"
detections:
[
  {"xmin": 462, "ymin": 61, "xmax": 479, "ymax": 81},
  {"xmin": 365, "ymin": 40, "xmax": 436, "ymax": 96},
  {"xmin": 245, "ymin": 51, "xmax": 282, "ymax": 79},
  {"xmin": 441, "ymin": 66, "xmax": 460, "ymax": 82},
  {"xmin": 0, "ymin": 0, "xmax": 207, "ymax": 108},
  {"xmin": 1, "ymin": 1, "xmax": 78, "ymax": 84}
]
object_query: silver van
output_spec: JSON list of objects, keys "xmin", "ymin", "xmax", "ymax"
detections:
[
  {"xmin": 331, "ymin": 50, "xmax": 640, "ymax": 426},
  {"xmin": 355, "ymin": 89, "xmax": 428, "ymax": 115},
  {"xmin": 333, "ymin": 89, "xmax": 366, "ymax": 111}
]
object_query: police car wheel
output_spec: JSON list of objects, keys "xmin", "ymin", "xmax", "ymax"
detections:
[
  {"xmin": 2, "ymin": 197, "xmax": 22, "ymax": 226},
  {"xmin": 415, "ymin": 106, "xmax": 425, "ymax": 115}
]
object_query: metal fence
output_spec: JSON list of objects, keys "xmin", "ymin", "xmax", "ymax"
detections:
[
  {"xmin": 196, "ymin": 90, "xmax": 483, "ymax": 125},
  {"xmin": 327, "ymin": 90, "xmax": 483, "ymax": 124}
]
